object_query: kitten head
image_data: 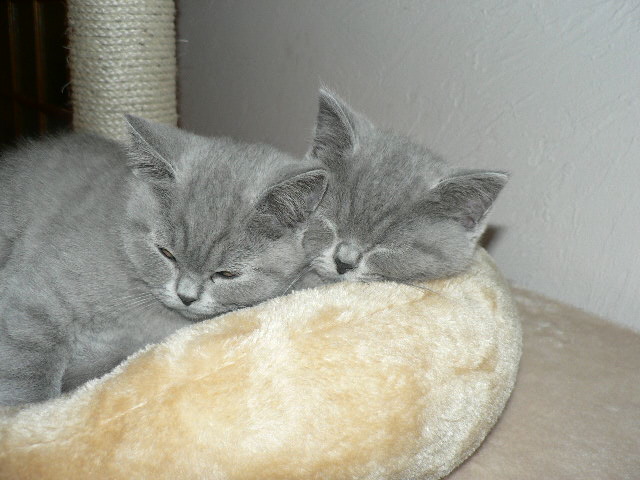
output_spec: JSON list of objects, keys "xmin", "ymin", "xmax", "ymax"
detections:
[
  {"xmin": 121, "ymin": 115, "xmax": 327, "ymax": 320},
  {"xmin": 302, "ymin": 88, "xmax": 507, "ymax": 285}
]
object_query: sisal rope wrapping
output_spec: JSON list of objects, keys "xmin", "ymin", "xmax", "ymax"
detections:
[{"xmin": 67, "ymin": 0, "xmax": 178, "ymax": 141}]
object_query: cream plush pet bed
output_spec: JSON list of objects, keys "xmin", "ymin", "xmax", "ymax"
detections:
[{"xmin": 0, "ymin": 249, "xmax": 522, "ymax": 479}]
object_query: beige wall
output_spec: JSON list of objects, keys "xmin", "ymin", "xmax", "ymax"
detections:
[{"xmin": 177, "ymin": 1, "xmax": 640, "ymax": 330}]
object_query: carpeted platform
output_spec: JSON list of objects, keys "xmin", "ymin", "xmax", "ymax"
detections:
[{"xmin": 449, "ymin": 288, "xmax": 640, "ymax": 479}]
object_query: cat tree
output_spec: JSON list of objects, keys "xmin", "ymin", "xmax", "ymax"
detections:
[{"xmin": 67, "ymin": 0, "xmax": 178, "ymax": 141}]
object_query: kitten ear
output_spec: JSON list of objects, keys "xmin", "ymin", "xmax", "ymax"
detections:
[
  {"xmin": 310, "ymin": 88, "xmax": 362, "ymax": 166},
  {"xmin": 430, "ymin": 170, "xmax": 508, "ymax": 237},
  {"xmin": 124, "ymin": 115, "xmax": 178, "ymax": 184},
  {"xmin": 257, "ymin": 169, "xmax": 328, "ymax": 227}
]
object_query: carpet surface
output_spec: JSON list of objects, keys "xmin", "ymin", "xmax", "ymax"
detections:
[{"xmin": 449, "ymin": 289, "xmax": 640, "ymax": 479}]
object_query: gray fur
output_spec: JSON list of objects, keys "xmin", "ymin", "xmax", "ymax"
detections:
[
  {"xmin": 0, "ymin": 117, "xmax": 327, "ymax": 405},
  {"xmin": 296, "ymin": 88, "xmax": 507, "ymax": 288}
]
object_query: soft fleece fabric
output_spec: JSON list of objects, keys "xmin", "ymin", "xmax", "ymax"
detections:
[{"xmin": 0, "ymin": 249, "xmax": 521, "ymax": 479}]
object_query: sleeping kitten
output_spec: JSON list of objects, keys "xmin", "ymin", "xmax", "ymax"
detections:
[
  {"xmin": 0, "ymin": 116, "xmax": 327, "ymax": 405},
  {"xmin": 297, "ymin": 89, "xmax": 507, "ymax": 287}
]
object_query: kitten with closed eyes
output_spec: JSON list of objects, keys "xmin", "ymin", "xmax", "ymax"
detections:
[
  {"xmin": 296, "ymin": 89, "xmax": 507, "ymax": 288},
  {"xmin": 0, "ymin": 116, "xmax": 327, "ymax": 405}
]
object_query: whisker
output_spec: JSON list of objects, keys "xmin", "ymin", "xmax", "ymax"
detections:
[
  {"xmin": 126, "ymin": 297, "xmax": 157, "ymax": 308},
  {"xmin": 109, "ymin": 292, "xmax": 156, "ymax": 311},
  {"xmin": 111, "ymin": 291, "xmax": 155, "ymax": 300},
  {"xmin": 357, "ymin": 274, "xmax": 463, "ymax": 306},
  {"xmin": 112, "ymin": 293, "xmax": 155, "ymax": 305},
  {"xmin": 116, "ymin": 299, "xmax": 155, "ymax": 313},
  {"xmin": 281, "ymin": 263, "xmax": 315, "ymax": 295},
  {"xmin": 218, "ymin": 303, "xmax": 250, "ymax": 311},
  {"xmin": 109, "ymin": 294, "xmax": 155, "ymax": 309},
  {"xmin": 118, "ymin": 291, "xmax": 155, "ymax": 300},
  {"xmin": 119, "ymin": 297, "xmax": 160, "ymax": 315}
]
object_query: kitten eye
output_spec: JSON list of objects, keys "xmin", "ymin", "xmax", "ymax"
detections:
[
  {"xmin": 212, "ymin": 271, "xmax": 240, "ymax": 280},
  {"xmin": 158, "ymin": 246, "xmax": 176, "ymax": 261}
]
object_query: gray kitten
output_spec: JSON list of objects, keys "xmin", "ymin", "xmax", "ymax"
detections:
[
  {"xmin": 297, "ymin": 89, "xmax": 507, "ymax": 287},
  {"xmin": 0, "ymin": 116, "xmax": 327, "ymax": 405}
]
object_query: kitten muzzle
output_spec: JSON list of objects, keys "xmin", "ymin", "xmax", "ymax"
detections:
[
  {"xmin": 176, "ymin": 273, "xmax": 202, "ymax": 306},
  {"xmin": 333, "ymin": 242, "xmax": 362, "ymax": 275}
]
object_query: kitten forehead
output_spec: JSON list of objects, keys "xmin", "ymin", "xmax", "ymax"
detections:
[
  {"xmin": 157, "ymin": 134, "xmax": 316, "ymax": 272},
  {"xmin": 351, "ymin": 131, "xmax": 448, "ymax": 183},
  {"xmin": 327, "ymin": 131, "xmax": 449, "ymax": 239},
  {"xmin": 175, "ymin": 136, "xmax": 300, "ymax": 198}
]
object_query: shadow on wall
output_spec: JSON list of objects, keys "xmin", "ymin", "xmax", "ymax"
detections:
[{"xmin": 480, "ymin": 226, "xmax": 504, "ymax": 252}]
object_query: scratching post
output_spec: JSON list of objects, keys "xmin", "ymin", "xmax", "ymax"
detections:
[{"xmin": 67, "ymin": 0, "xmax": 178, "ymax": 141}]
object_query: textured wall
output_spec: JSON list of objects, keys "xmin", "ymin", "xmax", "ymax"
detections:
[{"xmin": 177, "ymin": 1, "xmax": 640, "ymax": 330}]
